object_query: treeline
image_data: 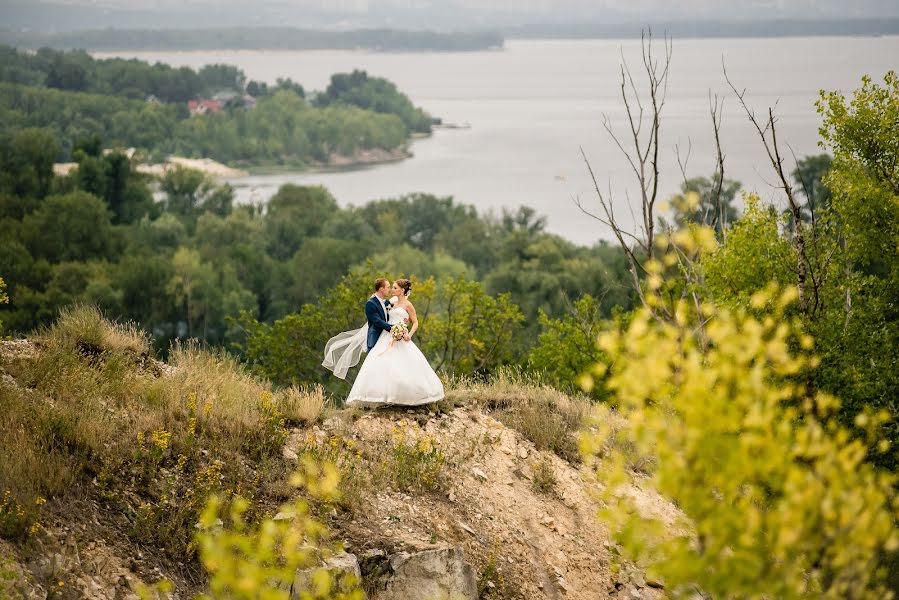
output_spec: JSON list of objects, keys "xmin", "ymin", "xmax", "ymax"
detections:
[
  {"xmin": 503, "ymin": 18, "xmax": 899, "ymax": 39},
  {"xmin": 0, "ymin": 46, "xmax": 431, "ymax": 164},
  {"xmin": 0, "ymin": 82, "xmax": 408, "ymax": 164},
  {"xmin": 0, "ymin": 45, "xmax": 247, "ymax": 102},
  {"xmin": 0, "ymin": 27, "xmax": 505, "ymax": 52},
  {"xmin": 0, "ymin": 127, "xmax": 635, "ymax": 394}
]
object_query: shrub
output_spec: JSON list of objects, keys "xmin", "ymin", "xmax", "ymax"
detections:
[
  {"xmin": 44, "ymin": 304, "xmax": 150, "ymax": 356},
  {"xmin": 530, "ymin": 459, "xmax": 557, "ymax": 496},
  {"xmin": 278, "ymin": 386, "xmax": 326, "ymax": 426},
  {"xmin": 384, "ymin": 425, "xmax": 444, "ymax": 494},
  {"xmin": 583, "ymin": 284, "xmax": 899, "ymax": 598}
]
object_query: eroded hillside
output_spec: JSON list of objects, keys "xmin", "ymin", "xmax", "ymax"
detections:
[{"xmin": 0, "ymin": 308, "xmax": 672, "ymax": 599}]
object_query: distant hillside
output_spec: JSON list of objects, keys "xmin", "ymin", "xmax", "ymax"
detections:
[
  {"xmin": 504, "ymin": 17, "xmax": 899, "ymax": 39},
  {"xmin": 0, "ymin": 27, "xmax": 505, "ymax": 52}
]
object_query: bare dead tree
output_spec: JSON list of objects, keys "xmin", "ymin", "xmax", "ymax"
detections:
[
  {"xmin": 675, "ymin": 137, "xmax": 692, "ymax": 190},
  {"xmin": 708, "ymin": 91, "xmax": 728, "ymax": 238},
  {"xmin": 575, "ymin": 30, "xmax": 673, "ymax": 316},
  {"xmin": 723, "ymin": 63, "xmax": 824, "ymax": 317}
]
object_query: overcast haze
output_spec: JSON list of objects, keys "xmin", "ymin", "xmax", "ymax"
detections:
[{"xmin": 4, "ymin": 0, "xmax": 899, "ymax": 31}]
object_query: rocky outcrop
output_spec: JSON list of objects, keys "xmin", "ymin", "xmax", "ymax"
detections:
[
  {"xmin": 376, "ymin": 547, "xmax": 477, "ymax": 600},
  {"xmin": 294, "ymin": 547, "xmax": 477, "ymax": 600},
  {"xmin": 293, "ymin": 552, "xmax": 362, "ymax": 599}
]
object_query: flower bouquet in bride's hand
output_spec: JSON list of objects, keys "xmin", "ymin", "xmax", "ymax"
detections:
[{"xmin": 390, "ymin": 321, "xmax": 409, "ymax": 342}]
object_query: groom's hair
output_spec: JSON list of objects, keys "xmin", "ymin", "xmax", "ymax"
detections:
[{"xmin": 373, "ymin": 278, "xmax": 390, "ymax": 292}]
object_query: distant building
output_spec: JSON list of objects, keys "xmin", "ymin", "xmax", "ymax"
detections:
[
  {"xmin": 146, "ymin": 94, "xmax": 161, "ymax": 105},
  {"xmin": 188, "ymin": 99, "xmax": 223, "ymax": 115}
]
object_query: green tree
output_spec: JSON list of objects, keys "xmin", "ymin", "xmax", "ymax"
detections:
[
  {"xmin": 0, "ymin": 128, "xmax": 58, "ymax": 200},
  {"xmin": 814, "ymin": 71, "xmax": 899, "ymax": 466},
  {"xmin": 167, "ymin": 247, "xmax": 217, "ymax": 338},
  {"xmin": 365, "ymin": 244, "xmax": 473, "ymax": 283},
  {"xmin": 663, "ymin": 173, "xmax": 741, "ymax": 236},
  {"xmin": 161, "ymin": 166, "xmax": 233, "ymax": 219},
  {"xmin": 316, "ymin": 69, "xmax": 431, "ymax": 133},
  {"xmin": 21, "ymin": 191, "xmax": 114, "ymax": 263},
  {"xmin": 792, "ymin": 153, "xmax": 833, "ymax": 221},
  {"xmin": 265, "ymin": 185, "xmax": 339, "ymax": 260},
  {"xmin": 703, "ymin": 194, "xmax": 795, "ymax": 308},
  {"xmin": 583, "ymin": 285, "xmax": 899, "ymax": 599},
  {"xmin": 528, "ymin": 295, "xmax": 610, "ymax": 399},
  {"xmin": 422, "ymin": 277, "xmax": 524, "ymax": 374}
]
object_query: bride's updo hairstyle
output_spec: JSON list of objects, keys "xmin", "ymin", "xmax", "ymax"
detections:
[{"xmin": 396, "ymin": 278, "xmax": 412, "ymax": 297}]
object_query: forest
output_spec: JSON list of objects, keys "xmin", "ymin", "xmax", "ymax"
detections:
[{"xmin": 0, "ymin": 46, "xmax": 430, "ymax": 166}]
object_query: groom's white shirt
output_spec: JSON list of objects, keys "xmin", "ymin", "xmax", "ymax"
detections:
[{"xmin": 371, "ymin": 293, "xmax": 388, "ymax": 321}]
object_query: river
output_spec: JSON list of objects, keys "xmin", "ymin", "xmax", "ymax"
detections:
[{"xmin": 96, "ymin": 36, "xmax": 899, "ymax": 245}]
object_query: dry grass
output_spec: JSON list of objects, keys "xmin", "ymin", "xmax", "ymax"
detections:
[
  {"xmin": 0, "ymin": 309, "xmax": 293, "ymax": 556},
  {"xmin": 42, "ymin": 304, "xmax": 150, "ymax": 357},
  {"xmin": 276, "ymin": 385, "xmax": 326, "ymax": 426},
  {"xmin": 530, "ymin": 459, "xmax": 558, "ymax": 495},
  {"xmin": 592, "ymin": 406, "xmax": 657, "ymax": 475},
  {"xmin": 445, "ymin": 369, "xmax": 591, "ymax": 463}
]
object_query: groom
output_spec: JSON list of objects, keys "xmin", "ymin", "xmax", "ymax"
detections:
[{"xmin": 365, "ymin": 278, "xmax": 393, "ymax": 351}]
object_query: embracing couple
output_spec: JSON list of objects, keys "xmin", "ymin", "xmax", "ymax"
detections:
[{"xmin": 322, "ymin": 277, "xmax": 444, "ymax": 407}]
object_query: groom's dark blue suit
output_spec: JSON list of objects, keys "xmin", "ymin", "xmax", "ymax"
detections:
[{"xmin": 365, "ymin": 295, "xmax": 393, "ymax": 351}]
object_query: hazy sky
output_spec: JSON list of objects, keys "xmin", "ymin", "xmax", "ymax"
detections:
[{"xmin": 6, "ymin": 0, "xmax": 899, "ymax": 31}]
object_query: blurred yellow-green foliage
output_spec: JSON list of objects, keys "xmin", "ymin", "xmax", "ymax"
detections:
[
  {"xmin": 582, "ymin": 266, "xmax": 899, "ymax": 598},
  {"xmin": 195, "ymin": 458, "xmax": 362, "ymax": 600}
]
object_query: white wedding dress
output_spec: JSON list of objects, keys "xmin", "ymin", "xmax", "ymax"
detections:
[{"xmin": 324, "ymin": 306, "xmax": 444, "ymax": 407}]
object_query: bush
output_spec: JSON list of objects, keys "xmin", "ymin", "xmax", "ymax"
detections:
[
  {"xmin": 44, "ymin": 304, "xmax": 150, "ymax": 356},
  {"xmin": 384, "ymin": 424, "xmax": 444, "ymax": 494},
  {"xmin": 583, "ymin": 282, "xmax": 899, "ymax": 598},
  {"xmin": 278, "ymin": 386, "xmax": 326, "ymax": 427}
]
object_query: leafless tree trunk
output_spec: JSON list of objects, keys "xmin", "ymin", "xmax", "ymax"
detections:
[
  {"xmin": 724, "ymin": 65, "xmax": 817, "ymax": 317},
  {"xmin": 708, "ymin": 92, "xmax": 728, "ymax": 238},
  {"xmin": 575, "ymin": 30, "xmax": 673, "ymax": 317}
]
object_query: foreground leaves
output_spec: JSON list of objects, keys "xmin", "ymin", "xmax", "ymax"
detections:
[{"xmin": 583, "ymin": 284, "xmax": 899, "ymax": 599}]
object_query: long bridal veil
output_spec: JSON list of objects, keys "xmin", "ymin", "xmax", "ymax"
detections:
[{"xmin": 322, "ymin": 324, "xmax": 369, "ymax": 380}]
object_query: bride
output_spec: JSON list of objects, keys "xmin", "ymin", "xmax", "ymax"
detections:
[{"xmin": 322, "ymin": 278, "xmax": 444, "ymax": 406}]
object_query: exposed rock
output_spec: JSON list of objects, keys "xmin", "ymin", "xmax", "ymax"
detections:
[
  {"xmin": 293, "ymin": 552, "xmax": 361, "ymax": 599},
  {"xmin": 456, "ymin": 521, "xmax": 477, "ymax": 536},
  {"xmin": 374, "ymin": 547, "xmax": 477, "ymax": 600}
]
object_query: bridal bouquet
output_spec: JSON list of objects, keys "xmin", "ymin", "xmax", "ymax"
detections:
[{"xmin": 390, "ymin": 322, "xmax": 409, "ymax": 341}]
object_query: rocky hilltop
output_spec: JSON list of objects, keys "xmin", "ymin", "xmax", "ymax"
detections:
[{"xmin": 0, "ymin": 310, "xmax": 673, "ymax": 599}]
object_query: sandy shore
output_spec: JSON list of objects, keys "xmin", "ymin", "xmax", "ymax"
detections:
[{"xmin": 54, "ymin": 146, "xmax": 412, "ymax": 181}]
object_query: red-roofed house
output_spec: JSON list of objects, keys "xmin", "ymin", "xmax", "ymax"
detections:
[{"xmin": 188, "ymin": 99, "xmax": 222, "ymax": 116}]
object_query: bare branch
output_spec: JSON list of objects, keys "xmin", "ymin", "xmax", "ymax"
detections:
[
  {"xmin": 709, "ymin": 90, "xmax": 728, "ymax": 237},
  {"xmin": 724, "ymin": 61, "xmax": 818, "ymax": 317},
  {"xmin": 675, "ymin": 138, "xmax": 692, "ymax": 190}
]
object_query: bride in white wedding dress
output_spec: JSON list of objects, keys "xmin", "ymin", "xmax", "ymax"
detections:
[{"xmin": 322, "ymin": 279, "xmax": 444, "ymax": 407}]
